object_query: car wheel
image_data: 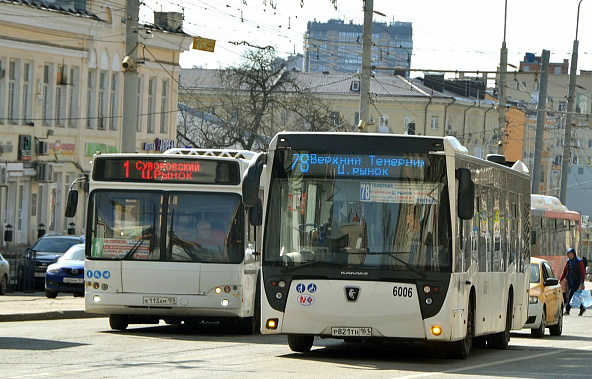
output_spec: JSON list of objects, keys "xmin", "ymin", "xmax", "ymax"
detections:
[
  {"xmin": 531, "ymin": 308, "xmax": 546, "ymax": 338},
  {"xmin": 0, "ymin": 275, "xmax": 7, "ymax": 295},
  {"xmin": 287, "ymin": 335, "xmax": 314, "ymax": 353},
  {"xmin": 45, "ymin": 289, "xmax": 58, "ymax": 298},
  {"xmin": 109, "ymin": 314, "xmax": 129, "ymax": 331},
  {"xmin": 549, "ymin": 305, "xmax": 563, "ymax": 336}
]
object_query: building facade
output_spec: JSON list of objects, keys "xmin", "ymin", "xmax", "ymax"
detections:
[
  {"xmin": 0, "ymin": 0, "xmax": 190, "ymax": 247},
  {"xmin": 303, "ymin": 19, "xmax": 412, "ymax": 76},
  {"xmin": 505, "ymin": 53, "xmax": 592, "ymax": 216}
]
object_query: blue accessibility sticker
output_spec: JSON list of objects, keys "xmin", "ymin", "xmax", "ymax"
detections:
[
  {"xmin": 296, "ymin": 283, "xmax": 306, "ymax": 293},
  {"xmin": 103, "ymin": 270, "xmax": 111, "ymax": 279},
  {"xmin": 307, "ymin": 283, "xmax": 317, "ymax": 293},
  {"xmin": 93, "ymin": 270, "xmax": 101, "ymax": 279}
]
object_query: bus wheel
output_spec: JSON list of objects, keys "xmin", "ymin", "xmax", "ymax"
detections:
[
  {"xmin": 109, "ymin": 314, "xmax": 129, "ymax": 331},
  {"xmin": 489, "ymin": 298, "xmax": 511, "ymax": 349},
  {"xmin": 287, "ymin": 335, "xmax": 314, "ymax": 353},
  {"xmin": 531, "ymin": 308, "xmax": 546, "ymax": 338},
  {"xmin": 445, "ymin": 299, "xmax": 473, "ymax": 359}
]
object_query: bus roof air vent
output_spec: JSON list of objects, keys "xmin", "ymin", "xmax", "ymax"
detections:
[
  {"xmin": 511, "ymin": 160, "xmax": 529, "ymax": 175},
  {"xmin": 486, "ymin": 154, "xmax": 506, "ymax": 164}
]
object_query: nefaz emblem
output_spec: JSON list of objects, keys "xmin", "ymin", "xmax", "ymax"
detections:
[{"xmin": 344, "ymin": 286, "xmax": 361, "ymax": 302}]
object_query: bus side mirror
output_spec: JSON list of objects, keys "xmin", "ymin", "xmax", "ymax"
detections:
[
  {"xmin": 65, "ymin": 189, "xmax": 78, "ymax": 218},
  {"xmin": 242, "ymin": 153, "xmax": 266, "ymax": 208},
  {"xmin": 456, "ymin": 168, "xmax": 474, "ymax": 220},
  {"xmin": 248, "ymin": 198, "xmax": 263, "ymax": 226}
]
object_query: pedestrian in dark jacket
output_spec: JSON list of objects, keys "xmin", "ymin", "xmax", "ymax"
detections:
[{"xmin": 560, "ymin": 248, "xmax": 586, "ymax": 316}]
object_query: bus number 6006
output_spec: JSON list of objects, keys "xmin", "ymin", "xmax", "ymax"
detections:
[{"xmin": 393, "ymin": 286, "xmax": 413, "ymax": 297}]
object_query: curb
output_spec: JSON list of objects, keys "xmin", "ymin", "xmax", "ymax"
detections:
[{"xmin": 0, "ymin": 311, "xmax": 106, "ymax": 322}]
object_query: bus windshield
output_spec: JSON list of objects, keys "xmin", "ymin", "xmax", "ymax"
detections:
[
  {"xmin": 265, "ymin": 151, "xmax": 452, "ymax": 272},
  {"xmin": 88, "ymin": 191, "xmax": 243, "ymax": 263}
]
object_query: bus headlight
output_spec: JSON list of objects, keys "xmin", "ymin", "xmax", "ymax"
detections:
[
  {"xmin": 221, "ymin": 299, "xmax": 229, "ymax": 307},
  {"xmin": 431, "ymin": 325, "xmax": 442, "ymax": 336},
  {"xmin": 93, "ymin": 295, "xmax": 101, "ymax": 303},
  {"xmin": 215, "ymin": 287, "xmax": 222, "ymax": 294}
]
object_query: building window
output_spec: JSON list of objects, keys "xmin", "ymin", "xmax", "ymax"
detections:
[
  {"xmin": 160, "ymin": 79, "xmax": 168, "ymax": 133},
  {"xmin": 68, "ymin": 67, "xmax": 79, "ymax": 128},
  {"xmin": 147, "ymin": 77, "xmax": 156, "ymax": 133},
  {"xmin": 330, "ymin": 111, "xmax": 340, "ymax": 126},
  {"xmin": 22, "ymin": 62, "xmax": 32, "ymax": 125},
  {"xmin": 87, "ymin": 69, "xmax": 96, "ymax": 129},
  {"xmin": 42, "ymin": 64, "xmax": 54, "ymax": 126},
  {"xmin": 137, "ymin": 76, "xmax": 143, "ymax": 132},
  {"xmin": 8, "ymin": 60, "xmax": 20, "ymax": 124},
  {"xmin": 109, "ymin": 73, "xmax": 119, "ymax": 131},
  {"xmin": 558, "ymin": 102, "xmax": 566, "ymax": 112},
  {"xmin": 431, "ymin": 115, "xmax": 439, "ymax": 130},
  {"xmin": 97, "ymin": 71, "xmax": 107, "ymax": 130},
  {"xmin": 0, "ymin": 59, "xmax": 5, "ymax": 124},
  {"xmin": 55, "ymin": 65, "xmax": 67, "ymax": 127}
]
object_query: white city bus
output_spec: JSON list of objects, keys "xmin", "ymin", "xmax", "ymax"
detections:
[
  {"xmin": 244, "ymin": 132, "xmax": 530, "ymax": 358},
  {"xmin": 66, "ymin": 149, "xmax": 265, "ymax": 332}
]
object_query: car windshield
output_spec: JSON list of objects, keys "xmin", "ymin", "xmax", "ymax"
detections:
[
  {"xmin": 529, "ymin": 263, "xmax": 541, "ymax": 283},
  {"xmin": 61, "ymin": 247, "xmax": 85, "ymax": 261},
  {"xmin": 32, "ymin": 238, "xmax": 81, "ymax": 253}
]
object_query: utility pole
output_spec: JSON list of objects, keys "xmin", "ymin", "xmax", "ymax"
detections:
[
  {"xmin": 359, "ymin": 0, "xmax": 373, "ymax": 133},
  {"xmin": 121, "ymin": 0, "xmax": 139, "ymax": 153},
  {"xmin": 560, "ymin": 0, "xmax": 583, "ymax": 204},
  {"xmin": 497, "ymin": 0, "xmax": 508, "ymax": 154},
  {"xmin": 531, "ymin": 50, "xmax": 549, "ymax": 194}
]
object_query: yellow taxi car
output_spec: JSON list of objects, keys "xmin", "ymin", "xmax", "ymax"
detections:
[{"xmin": 524, "ymin": 257, "xmax": 563, "ymax": 337}]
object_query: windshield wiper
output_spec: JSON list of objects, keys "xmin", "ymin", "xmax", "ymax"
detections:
[
  {"xmin": 364, "ymin": 251, "xmax": 427, "ymax": 278},
  {"xmin": 169, "ymin": 231, "xmax": 202, "ymax": 263},
  {"xmin": 122, "ymin": 227, "xmax": 154, "ymax": 260}
]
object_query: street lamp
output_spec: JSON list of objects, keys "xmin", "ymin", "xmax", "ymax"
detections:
[{"xmin": 560, "ymin": 0, "xmax": 584, "ymax": 204}]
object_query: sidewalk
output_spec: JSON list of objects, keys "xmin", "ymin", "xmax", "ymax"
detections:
[{"xmin": 0, "ymin": 292, "xmax": 103, "ymax": 322}]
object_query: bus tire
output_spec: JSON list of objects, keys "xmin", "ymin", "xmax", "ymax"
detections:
[
  {"xmin": 489, "ymin": 298, "xmax": 511, "ymax": 349},
  {"xmin": 445, "ymin": 295, "xmax": 473, "ymax": 359},
  {"xmin": 239, "ymin": 274, "xmax": 261, "ymax": 335},
  {"xmin": 109, "ymin": 314, "xmax": 129, "ymax": 331},
  {"xmin": 531, "ymin": 308, "xmax": 546, "ymax": 338},
  {"xmin": 287, "ymin": 334, "xmax": 314, "ymax": 353},
  {"xmin": 549, "ymin": 306, "xmax": 563, "ymax": 336}
]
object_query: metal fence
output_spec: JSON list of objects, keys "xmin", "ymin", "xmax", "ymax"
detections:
[{"xmin": 2, "ymin": 250, "xmax": 37, "ymax": 293}]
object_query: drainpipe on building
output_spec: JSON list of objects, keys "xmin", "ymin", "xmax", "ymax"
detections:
[
  {"xmin": 443, "ymin": 98, "xmax": 456, "ymax": 137},
  {"xmin": 462, "ymin": 101, "xmax": 477, "ymax": 145}
]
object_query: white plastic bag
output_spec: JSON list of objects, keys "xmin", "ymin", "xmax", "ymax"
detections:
[
  {"xmin": 570, "ymin": 290, "xmax": 583, "ymax": 308},
  {"xmin": 581, "ymin": 289, "xmax": 592, "ymax": 309}
]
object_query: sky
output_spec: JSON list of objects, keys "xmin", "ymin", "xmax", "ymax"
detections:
[{"xmin": 140, "ymin": 0, "xmax": 592, "ymax": 79}]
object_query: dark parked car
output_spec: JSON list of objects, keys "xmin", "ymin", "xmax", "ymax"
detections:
[
  {"xmin": 45, "ymin": 244, "xmax": 85, "ymax": 298},
  {"xmin": 18, "ymin": 235, "xmax": 84, "ymax": 291}
]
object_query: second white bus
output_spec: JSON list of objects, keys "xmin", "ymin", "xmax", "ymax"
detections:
[{"xmin": 66, "ymin": 149, "xmax": 265, "ymax": 333}]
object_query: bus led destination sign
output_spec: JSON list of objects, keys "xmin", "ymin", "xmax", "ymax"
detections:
[
  {"xmin": 93, "ymin": 157, "xmax": 240, "ymax": 184},
  {"xmin": 290, "ymin": 153, "xmax": 426, "ymax": 178}
]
